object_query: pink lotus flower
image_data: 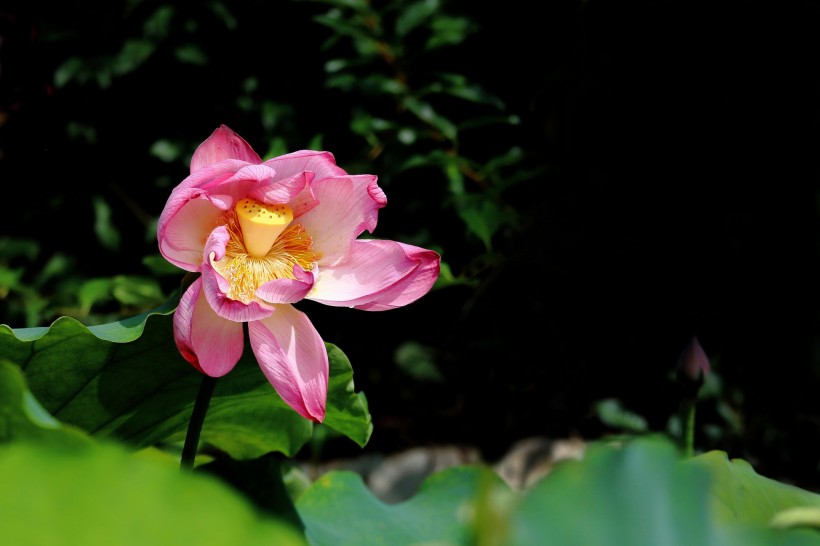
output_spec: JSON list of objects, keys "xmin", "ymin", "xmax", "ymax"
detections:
[{"xmin": 158, "ymin": 125, "xmax": 440, "ymax": 422}]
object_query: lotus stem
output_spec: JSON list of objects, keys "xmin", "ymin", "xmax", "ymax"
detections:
[
  {"xmin": 180, "ymin": 374, "xmax": 218, "ymax": 471},
  {"xmin": 679, "ymin": 396, "xmax": 696, "ymax": 458}
]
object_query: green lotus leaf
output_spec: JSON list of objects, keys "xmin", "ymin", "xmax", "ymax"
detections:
[
  {"xmin": 297, "ymin": 465, "xmax": 509, "ymax": 546},
  {"xmin": 0, "ymin": 299, "xmax": 372, "ymax": 459},
  {"xmin": 0, "ymin": 359, "xmax": 91, "ymax": 448},
  {"xmin": 506, "ymin": 436, "xmax": 820, "ymax": 546},
  {"xmin": 0, "ymin": 441, "xmax": 307, "ymax": 546},
  {"xmin": 688, "ymin": 449, "xmax": 820, "ymax": 527}
]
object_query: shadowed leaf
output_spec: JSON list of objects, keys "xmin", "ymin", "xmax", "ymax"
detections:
[{"xmin": 0, "ymin": 301, "xmax": 372, "ymax": 459}]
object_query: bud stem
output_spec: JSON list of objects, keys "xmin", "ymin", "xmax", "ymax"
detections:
[{"xmin": 679, "ymin": 396, "xmax": 696, "ymax": 458}]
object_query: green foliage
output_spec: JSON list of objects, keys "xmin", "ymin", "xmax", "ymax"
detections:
[
  {"xmin": 0, "ymin": 237, "xmax": 170, "ymax": 327},
  {"xmin": 0, "ymin": 304, "xmax": 372, "ymax": 459},
  {"xmin": 507, "ymin": 437, "xmax": 820, "ymax": 546},
  {"xmin": 297, "ymin": 465, "xmax": 506, "ymax": 546},
  {"xmin": 0, "ymin": 441, "xmax": 308, "ymax": 546},
  {"xmin": 689, "ymin": 451, "xmax": 820, "ymax": 528},
  {"xmin": 53, "ymin": 5, "xmax": 175, "ymax": 89},
  {"xmin": 310, "ymin": 0, "xmax": 541, "ymax": 259},
  {"xmin": 294, "ymin": 436, "xmax": 820, "ymax": 545},
  {"xmin": 2, "ymin": 0, "xmax": 819, "ymax": 543},
  {"xmin": 593, "ymin": 398, "xmax": 650, "ymax": 434},
  {"xmin": 508, "ymin": 437, "xmax": 715, "ymax": 546},
  {"xmin": 0, "ymin": 359, "xmax": 92, "ymax": 447},
  {"xmin": 0, "ymin": 0, "xmax": 541, "ymax": 330},
  {"xmin": 394, "ymin": 340, "xmax": 443, "ymax": 382},
  {"xmin": 7, "ymin": 351, "xmax": 820, "ymax": 546}
]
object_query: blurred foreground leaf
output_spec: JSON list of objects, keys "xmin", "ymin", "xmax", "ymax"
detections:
[
  {"xmin": 506, "ymin": 437, "xmax": 716, "ymax": 545},
  {"xmin": 688, "ymin": 450, "xmax": 820, "ymax": 528},
  {"xmin": 297, "ymin": 465, "xmax": 508, "ymax": 546},
  {"xmin": 509, "ymin": 437, "xmax": 820, "ymax": 546},
  {"xmin": 296, "ymin": 436, "xmax": 820, "ymax": 545},
  {"xmin": 0, "ymin": 441, "xmax": 307, "ymax": 546}
]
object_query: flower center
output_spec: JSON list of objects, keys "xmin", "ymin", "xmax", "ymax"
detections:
[
  {"xmin": 235, "ymin": 198, "xmax": 293, "ymax": 257},
  {"xmin": 212, "ymin": 199, "xmax": 319, "ymax": 304}
]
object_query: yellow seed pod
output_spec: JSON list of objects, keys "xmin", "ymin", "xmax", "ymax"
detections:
[{"xmin": 235, "ymin": 198, "xmax": 294, "ymax": 257}]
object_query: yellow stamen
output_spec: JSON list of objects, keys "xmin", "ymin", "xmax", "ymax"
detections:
[
  {"xmin": 235, "ymin": 198, "xmax": 294, "ymax": 257},
  {"xmin": 212, "ymin": 208, "xmax": 320, "ymax": 304}
]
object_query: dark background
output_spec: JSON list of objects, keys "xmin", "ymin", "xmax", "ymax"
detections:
[{"xmin": 2, "ymin": 0, "xmax": 819, "ymax": 490}]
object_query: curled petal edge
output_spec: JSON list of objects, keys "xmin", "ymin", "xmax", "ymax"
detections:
[
  {"xmin": 308, "ymin": 239, "xmax": 440, "ymax": 310},
  {"xmin": 256, "ymin": 265, "xmax": 315, "ymax": 304},
  {"xmin": 351, "ymin": 243, "xmax": 441, "ymax": 311}
]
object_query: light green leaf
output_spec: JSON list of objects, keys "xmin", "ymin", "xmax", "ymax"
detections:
[
  {"xmin": 297, "ymin": 465, "xmax": 506, "ymax": 546},
  {"xmin": 688, "ymin": 450, "xmax": 820, "ymax": 526},
  {"xmin": 54, "ymin": 56, "xmax": 85, "ymax": 87},
  {"xmin": 37, "ymin": 252, "xmax": 75, "ymax": 284},
  {"xmin": 77, "ymin": 278, "xmax": 114, "ymax": 314},
  {"xmin": 209, "ymin": 1, "xmax": 238, "ymax": 30},
  {"xmin": 150, "ymin": 139, "xmax": 185, "ymax": 162},
  {"xmin": 395, "ymin": 0, "xmax": 440, "ymax": 37},
  {"xmin": 142, "ymin": 5, "xmax": 174, "ymax": 39},
  {"xmin": 296, "ymin": 437, "xmax": 820, "ymax": 545},
  {"xmin": 110, "ymin": 275, "xmax": 166, "ymax": 307},
  {"xmin": 455, "ymin": 195, "xmax": 502, "ymax": 251},
  {"xmin": 175, "ymin": 43, "xmax": 208, "ymax": 65},
  {"xmin": 323, "ymin": 344, "xmax": 373, "ymax": 447},
  {"xmin": 313, "ymin": 14, "xmax": 377, "ymax": 46},
  {"xmin": 508, "ymin": 436, "xmax": 717, "ymax": 546},
  {"xmin": 594, "ymin": 398, "xmax": 649, "ymax": 433},
  {"xmin": 770, "ymin": 507, "xmax": 820, "ymax": 531},
  {"xmin": 506, "ymin": 436, "xmax": 820, "ymax": 546},
  {"xmin": 0, "ymin": 441, "xmax": 308, "ymax": 546},
  {"xmin": 113, "ymin": 38, "xmax": 156, "ymax": 76},
  {"xmin": 403, "ymin": 97, "xmax": 458, "ymax": 141},
  {"xmin": 424, "ymin": 74, "xmax": 505, "ymax": 109},
  {"xmin": 427, "ymin": 15, "xmax": 476, "ymax": 50},
  {"xmin": 93, "ymin": 195, "xmax": 121, "ymax": 251},
  {"xmin": 0, "ymin": 360, "xmax": 91, "ymax": 448},
  {"xmin": 0, "ymin": 236, "xmax": 39, "ymax": 261},
  {"xmin": 0, "ymin": 266, "xmax": 24, "ymax": 293}
]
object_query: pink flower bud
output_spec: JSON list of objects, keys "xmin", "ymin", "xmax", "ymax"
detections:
[{"xmin": 677, "ymin": 336, "xmax": 711, "ymax": 383}]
